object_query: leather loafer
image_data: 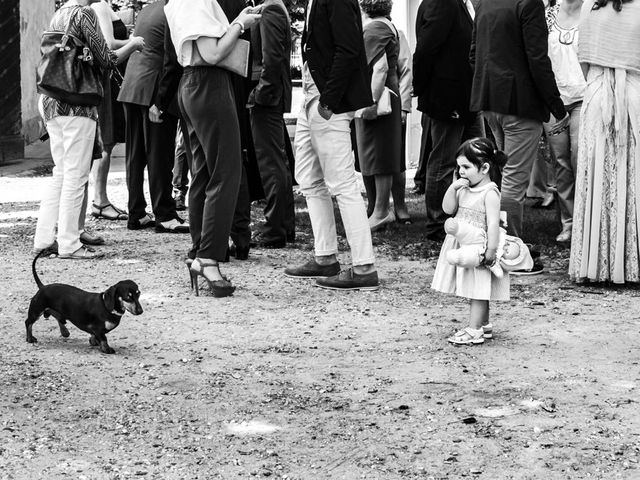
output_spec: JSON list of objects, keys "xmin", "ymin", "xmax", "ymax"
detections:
[
  {"xmin": 155, "ymin": 218, "xmax": 189, "ymax": 233},
  {"xmin": 253, "ymin": 232, "xmax": 287, "ymax": 248},
  {"xmin": 256, "ymin": 238, "xmax": 286, "ymax": 248},
  {"xmin": 174, "ymin": 194, "xmax": 187, "ymax": 211},
  {"xmin": 127, "ymin": 213, "xmax": 155, "ymax": 230},
  {"xmin": 316, "ymin": 268, "xmax": 379, "ymax": 291},
  {"xmin": 284, "ymin": 259, "xmax": 341, "ymax": 278},
  {"xmin": 228, "ymin": 244, "xmax": 249, "ymax": 260},
  {"xmin": 80, "ymin": 229, "xmax": 105, "ymax": 246}
]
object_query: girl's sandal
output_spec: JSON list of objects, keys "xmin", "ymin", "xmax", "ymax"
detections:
[
  {"xmin": 448, "ymin": 327, "xmax": 485, "ymax": 345},
  {"xmin": 482, "ymin": 323, "xmax": 493, "ymax": 339}
]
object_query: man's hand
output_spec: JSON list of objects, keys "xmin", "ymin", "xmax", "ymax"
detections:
[
  {"xmin": 361, "ymin": 105, "xmax": 378, "ymax": 121},
  {"xmin": 317, "ymin": 102, "xmax": 333, "ymax": 121},
  {"xmin": 149, "ymin": 104, "xmax": 163, "ymax": 123},
  {"xmin": 548, "ymin": 113, "xmax": 570, "ymax": 136}
]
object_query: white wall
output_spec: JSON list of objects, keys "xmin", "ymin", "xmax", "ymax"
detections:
[
  {"xmin": 20, "ymin": 0, "xmax": 53, "ymax": 143},
  {"xmin": 392, "ymin": 0, "xmax": 422, "ymax": 168}
]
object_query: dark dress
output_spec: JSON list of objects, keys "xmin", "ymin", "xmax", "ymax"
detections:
[
  {"xmin": 355, "ymin": 19, "xmax": 403, "ymax": 176},
  {"xmin": 98, "ymin": 19, "xmax": 128, "ymax": 146}
]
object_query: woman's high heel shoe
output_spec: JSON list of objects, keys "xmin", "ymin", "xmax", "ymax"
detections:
[
  {"xmin": 185, "ymin": 258, "xmax": 194, "ymax": 290},
  {"xmin": 189, "ymin": 258, "xmax": 235, "ymax": 297}
]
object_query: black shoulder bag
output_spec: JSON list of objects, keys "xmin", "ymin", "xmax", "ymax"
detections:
[{"xmin": 36, "ymin": 7, "xmax": 104, "ymax": 107}]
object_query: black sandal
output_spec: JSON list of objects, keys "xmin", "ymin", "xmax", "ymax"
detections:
[
  {"xmin": 91, "ymin": 203, "xmax": 128, "ymax": 220},
  {"xmin": 189, "ymin": 258, "xmax": 235, "ymax": 297}
]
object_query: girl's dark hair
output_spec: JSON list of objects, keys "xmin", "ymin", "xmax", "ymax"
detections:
[
  {"xmin": 592, "ymin": 0, "xmax": 632, "ymax": 11},
  {"xmin": 455, "ymin": 137, "xmax": 508, "ymax": 184}
]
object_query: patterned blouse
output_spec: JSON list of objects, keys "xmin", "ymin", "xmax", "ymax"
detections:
[{"xmin": 40, "ymin": 5, "xmax": 118, "ymax": 123}]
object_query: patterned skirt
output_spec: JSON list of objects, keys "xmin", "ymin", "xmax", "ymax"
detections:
[{"xmin": 569, "ymin": 66, "xmax": 640, "ymax": 283}]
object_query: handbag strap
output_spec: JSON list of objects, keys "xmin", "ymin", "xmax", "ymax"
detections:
[
  {"xmin": 370, "ymin": 17, "xmax": 399, "ymax": 41},
  {"xmin": 55, "ymin": 5, "xmax": 83, "ymax": 49}
]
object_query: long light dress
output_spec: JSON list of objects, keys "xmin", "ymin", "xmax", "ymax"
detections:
[
  {"xmin": 568, "ymin": 2, "xmax": 640, "ymax": 284},
  {"xmin": 431, "ymin": 182, "xmax": 510, "ymax": 301}
]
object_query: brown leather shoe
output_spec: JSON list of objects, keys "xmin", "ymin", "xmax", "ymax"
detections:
[
  {"xmin": 284, "ymin": 259, "xmax": 341, "ymax": 279},
  {"xmin": 316, "ymin": 268, "xmax": 379, "ymax": 291}
]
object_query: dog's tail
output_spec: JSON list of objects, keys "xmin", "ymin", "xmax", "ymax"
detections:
[{"xmin": 32, "ymin": 250, "xmax": 45, "ymax": 289}]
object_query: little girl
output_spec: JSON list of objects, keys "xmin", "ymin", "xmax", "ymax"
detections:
[{"xmin": 431, "ymin": 137, "xmax": 509, "ymax": 345}]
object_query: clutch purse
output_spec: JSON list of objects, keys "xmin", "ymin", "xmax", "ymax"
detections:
[
  {"xmin": 191, "ymin": 38, "xmax": 250, "ymax": 78},
  {"xmin": 354, "ymin": 86, "xmax": 396, "ymax": 118}
]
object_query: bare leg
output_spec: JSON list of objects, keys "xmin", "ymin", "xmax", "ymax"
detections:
[
  {"xmin": 91, "ymin": 144, "xmax": 127, "ymax": 219},
  {"xmin": 369, "ymin": 174, "xmax": 392, "ymax": 222},
  {"xmin": 391, "ymin": 171, "xmax": 410, "ymax": 219},
  {"xmin": 469, "ymin": 299, "xmax": 489, "ymax": 330},
  {"xmin": 92, "ymin": 145, "xmax": 114, "ymax": 208},
  {"xmin": 362, "ymin": 175, "xmax": 375, "ymax": 218}
]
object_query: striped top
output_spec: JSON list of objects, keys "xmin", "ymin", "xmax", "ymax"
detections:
[
  {"xmin": 40, "ymin": 5, "xmax": 118, "ymax": 123},
  {"xmin": 578, "ymin": 0, "xmax": 640, "ymax": 73}
]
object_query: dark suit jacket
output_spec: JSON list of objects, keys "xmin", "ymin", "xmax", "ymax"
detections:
[
  {"xmin": 469, "ymin": 0, "xmax": 565, "ymax": 122},
  {"xmin": 248, "ymin": 0, "xmax": 292, "ymax": 112},
  {"xmin": 302, "ymin": 0, "xmax": 372, "ymax": 113},
  {"xmin": 413, "ymin": 0, "xmax": 475, "ymax": 122},
  {"xmin": 155, "ymin": 1, "xmax": 181, "ymax": 114},
  {"xmin": 117, "ymin": 2, "xmax": 178, "ymax": 114}
]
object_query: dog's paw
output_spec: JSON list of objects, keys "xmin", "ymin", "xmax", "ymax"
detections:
[
  {"xmin": 101, "ymin": 346, "xmax": 115, "ymax": 354},
  {"xmin": 59, "ymin": 325, "xmax": 70, "ymax": 338},
  {"xmin": 26, "ymin": 335, "xmax": 38, "ymax": 344},
  {"xmin": 89, "ymin": 336, "xmax": 99, "ymax": 346}
]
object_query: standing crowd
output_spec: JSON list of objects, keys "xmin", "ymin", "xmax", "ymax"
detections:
[{"xmin": 34, "ymin": 0, "xmax": 640, "ymax": 340}]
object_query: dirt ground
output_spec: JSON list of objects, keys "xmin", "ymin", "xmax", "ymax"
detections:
[{"xmin": 0, "ymin": 168, "xmax": 639, "ymax": 480}]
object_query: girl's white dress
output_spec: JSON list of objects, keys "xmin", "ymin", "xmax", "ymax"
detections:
[{"xmin": 431, "ymin": 182, "xmax": 510, "ymax": 301}]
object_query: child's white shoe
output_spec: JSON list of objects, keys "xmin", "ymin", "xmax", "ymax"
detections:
[{"xmin": 448, "ymin": 327, "xmax": 485, "ymax": 345}]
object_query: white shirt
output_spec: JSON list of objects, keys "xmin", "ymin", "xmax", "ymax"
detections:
[
  {"xmin": 464, "ymin": 0, "xmax": 475, "ymax": 21},
  {"xmin": 548, "ymin": 15, "xmax": 586, "ymax": 104}
]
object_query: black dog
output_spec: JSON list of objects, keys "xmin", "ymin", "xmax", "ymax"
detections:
[{"xmin": 26, "ymin": 251, "xmax": 143, "ymax": 354}]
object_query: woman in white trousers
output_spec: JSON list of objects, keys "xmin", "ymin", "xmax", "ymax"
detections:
[{"xmin": 34, "ymin": 0, "xmax": 143, "ymax": 259}]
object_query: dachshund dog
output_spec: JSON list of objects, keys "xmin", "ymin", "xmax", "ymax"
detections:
[{"xmin": 26, "ymin": 251, "xmax": 143, "ymax": 354}]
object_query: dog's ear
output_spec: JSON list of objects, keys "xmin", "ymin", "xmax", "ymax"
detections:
[{"xmin": 103, "ymin": 285, "xmax": 117, "ymax": 312}]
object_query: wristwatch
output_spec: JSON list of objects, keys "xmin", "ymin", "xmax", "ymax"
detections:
[{"xmin": 231, "ymin": 20, "xmax": 245, "ymax": 35}]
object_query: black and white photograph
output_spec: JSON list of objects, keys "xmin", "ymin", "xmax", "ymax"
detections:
[{"xmin": 0, "ymin": 0, "xmax": 639, "ymax": 477}]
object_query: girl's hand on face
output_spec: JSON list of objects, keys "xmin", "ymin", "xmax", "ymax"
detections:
[{"xmin": 451, "ymin": 178, "xmax": 470, "ymax": 190}]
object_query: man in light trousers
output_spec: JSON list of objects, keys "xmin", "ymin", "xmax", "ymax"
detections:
[{"xmin": 284, "ymin": 0, "xmax": 379, "ymax": 291}]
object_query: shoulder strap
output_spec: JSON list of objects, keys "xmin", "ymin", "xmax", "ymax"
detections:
[
  {"xmin": 51, "ymin": 6, "xmax": 83, "ymax": 48},
  {"xmin": 370, "ymin": 17, "xmax": 398, "ymax": 40},
  {"xmin": 56, "ymin": 5, "xmax": 83, "ymax": 36}
]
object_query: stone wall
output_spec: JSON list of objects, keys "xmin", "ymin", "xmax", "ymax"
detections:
[{"xmin": 20, "ymin": 0, "xmax": 54, "ymax": 143}]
